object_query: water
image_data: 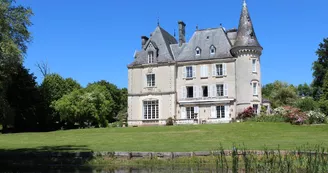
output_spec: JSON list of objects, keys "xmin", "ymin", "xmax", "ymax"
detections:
[{"xmin": 0, "ymin": 165, "xmax": 223, "ymax": 173}]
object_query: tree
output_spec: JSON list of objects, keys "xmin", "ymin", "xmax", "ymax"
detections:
[
  {"xmin": 0, "ymin": 0, "xmax": 33, "ymax": 132},
  {"xmin": 5, "ymin": 65, "xmax": 43, "ymax": 132},
  {"xmin": 52, "ymin": 84, "xmax": 114, "ymax": 128},
  {"xmin": 39, "ymin": 73, "xmax": 81, "ymax": 129},
  {"xmin": 297, "ymin": 83, "xmax": 312, "ymax": 97},
  {"xmin": 312, "ymin": 38, "xmax": 328, "ymax": 100},
  {"xmin": 262, "ymin": 81, "xmax": 298, "ymax": 108}
]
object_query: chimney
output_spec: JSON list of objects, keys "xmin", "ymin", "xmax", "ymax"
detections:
[
  {"xmin": 178, "ymin": 21, "xmax": 186, "ymax": 46},
  {"xmin": 141, "ymin": 36, "xmax": 149, "ymax": 49}
]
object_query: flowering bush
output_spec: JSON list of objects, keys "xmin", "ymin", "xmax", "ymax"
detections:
[
  {"xmin": 306, "ymin": 111, "xmax": 327, "ymax": 124},
  {"xmin": 237, "ymin": 106, "xmax": 255, "ymax": 120},
  {"xmin": 272, "ymin": 106, "xmax": 308, "ymax": 125}
]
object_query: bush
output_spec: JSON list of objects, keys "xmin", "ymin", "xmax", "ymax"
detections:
[
  {"xmin": 166, "ymin": 117, "xmax": 174, "ymax": 126},
  {"xmin": 247, "ymin": 114, "xmax": 287, "ymax": 122},
  {"xmin": 237, "ymin": 107, "xmax": 255, "ymax": 120},
  {"xmin": 306, "ymin": 111, "xmax": 327, "ymax": 124},
  {"xmin": 272, "ymin": 106, "xmax": 308, "ymax": 125},
  {"xmin": 294, "ymin": 97, "xmax": 319, "ymax": 112}
]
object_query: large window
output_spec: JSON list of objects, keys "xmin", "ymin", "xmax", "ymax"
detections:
[
  {"xmin": 186, "ymin": 107, "xmax": 195, "ymax": 119},
  {"xmin": 252, "ymin": 59, "xmax": 256, "ymax": 72},
  {"xmin": 143, "ymin": 100, "xmax": 159, "ymax": 119},
  {"xmin": 216, "ymin": 106, "xmax": 225, "ymax": 118},
  {"xmin": 146, "ymin": 74, "xmax": 155, "ymax": 87},
  {"xmin": 217, "ymin": 84, "xmax": 224, "ymax": 97},
  {"xmin": 186, "ymin": 66, "xmax": 193, "ymax": 78},
  {"xmin": 253, "ymin": 82, "xmax": 258, "ymax": 96},
  {"xmin": 148, "ymin": 52, "xmax": 154, "ymax": 63},
  {"xmin": 216, "ymin": 64, "xmax": 223, "ymax": 76},
  {"xmin": 202, "ymin": 86, "xmax": 208, "ymax": 97},
  {"xmin": 187, "ymin": 86, "xmax": 193, "ymax": 98}
]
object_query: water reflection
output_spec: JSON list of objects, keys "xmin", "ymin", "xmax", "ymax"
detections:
[{"xmin": 0, "ymin": 165, "xmax": 226, "ymax": 173}]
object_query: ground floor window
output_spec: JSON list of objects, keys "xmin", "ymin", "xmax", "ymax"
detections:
[
  {"xmin": 143, "ymin": 100, "xmax": 159, "ymax": 119},
  {"xmin": 186, "ymin": 107, "xmax": 195, "ymax": 119},
  {"xmin": 216, "ymin": 106, "xmax": 225, "ymax": 118},
  {"xmin": 253, "ymin": 104, "xmax": 258, "ymax": 114}
]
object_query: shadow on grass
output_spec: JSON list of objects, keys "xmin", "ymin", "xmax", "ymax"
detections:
[{"xmin": 0, "ymin": 145, "xmax": 95, "ymax": 171}]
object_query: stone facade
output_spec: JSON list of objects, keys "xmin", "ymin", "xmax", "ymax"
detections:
[{"xmin": 127, "ymin": 2, "xmax": 266, "ymax": 126}]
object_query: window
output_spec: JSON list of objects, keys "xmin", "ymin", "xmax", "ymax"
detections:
[
  {"xmin": 216, "ymin": 64, "xmax": 223, "ymax": 76},
  {"xmin": 253, "ymin": 104, "xmax": 258, "ymax": 114},
  {"xmin": 186, "ymin": 66, "xmax": 193, "ymax": 78},
  {"xmin": 187, "ymin": 86, "xmax": 193, "ymax": 98},
  {"xmin": 202, "ymin": 86, "xmax": 208, "ymax": 97},
  {"xmin": 195, "ymin": 47, "xmax": 201, "ymax": 56},
  {"xmin": 210, "ymin": 45, "xmax": 216, "ymax": 55},
  {"xmin": 143, "ymin": 100, "xmax": 159, "ymax": 119},
  {"xmin": 186, "ymin": 107, "xmax": 195, "ymax": 119},
  {"xmin": 146, "ymin": 74, "xmax": 155, "ymax": 87},
  {"xmin": 216, "ymin": 106, "xmax": 225, "ymax": 118},
  {"xmin": 217, "ymin": 84, "xmax": 224, "ymax": 97},
  {"xmin": 252, "ymin": 59, "xmax": 256, "ymax": 72},
  {"xmin": 253, "ymin": 82, "xmax": 258, "ymax": 96},
  {"xmin": 148, "ymin": 52, "xmax": 154, "ymax": 63}
]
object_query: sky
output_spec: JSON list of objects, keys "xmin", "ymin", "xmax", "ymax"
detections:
[{"xmin": 16, "ymin": 0, "xmax": 328, "ymax": 89}]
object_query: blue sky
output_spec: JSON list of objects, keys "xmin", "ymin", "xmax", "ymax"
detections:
[{"xmin": 17, "ymin": 0, "xmax": 328, "ymax": 88}]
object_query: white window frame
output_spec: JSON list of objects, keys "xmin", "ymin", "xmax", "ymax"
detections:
[
  {"xmin": 195, "ymin": 47, "xmax": 201, "ymax": 56},
  {"xmin": 184, "ymin": 66, "xmax": 196, "ymax": 79},
  {"xmin": 186, "ymin": 86, "xmax": 194, "ymax": 98},
  {"xmin": 146, "ymin": 74, "xmax": 155, "ymax": 87},
  {"xmin": 210, "ymin": 45, "xmax": 216, "ymax": 55},
  {"xmin": 148, "ymin": 51, "xmax": 154, "ymax": 64},
  {"xmin": 216, "ymin": 106, "xmax": 225, "ymax": 119},
  {"xmin": 253, "ymin": 82, "xmax": 258, "ymax": 96},
  {"xmin": 212, "ymin": 63, "xmax": 227, "ymax": 77},
  {"xmin": 211, "ymin": 105, "xmax": 230, "ymax": 119},
  {"xmin": 252, "ymin": 59, "xmax": 257, "ymax": 73},
  {"xmin": 186, "ymin": 107, "xmax": 195, "ymax": 119},
  {"xmin": 217, "ymin": 84, "xmax": 224, "ymax": 97},
  {"xmin": 143, "ymin": 100, "xmax": 159, "ymax": 120},
  {"xmin": 201, "ymin": 85, "xmax": 209, "ymax": 98}
]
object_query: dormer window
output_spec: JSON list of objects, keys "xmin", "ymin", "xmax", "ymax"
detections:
[
  {"xmin": 210, "ymin": 45, "xmax": 216, "ymax": 55},
  {"xmin": 148, "ymin": 51, "xmax": 154, "ymax": 64},
  {"xmin": 195, "ymin": 47, "xmax": 201, "ymax": 56}
]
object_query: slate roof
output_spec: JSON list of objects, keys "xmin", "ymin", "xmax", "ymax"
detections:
[
  {"xmin": 128, "ymin": 26, "xmax": 177, "ymax": 67},
  {"xmin": 176, "ymin": 28, "xmax": 233, "ymax": 62},
  {"xmin": 233, "ymin": 2, "xmax": 261, "ymax": 48}
]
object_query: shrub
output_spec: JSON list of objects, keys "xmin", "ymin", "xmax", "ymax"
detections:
[
  {"xmin": 237, "ymin": 107, "xmax": 255, "ymax": 120},
  {"xmin": 283, "ymin": 106, "xmax": 307, "ymax": 125},
  {"xmin": 294, "ymin": 97, "xmax": 319, "ymax": 112},
  {"xmin": 166, "ymin": 117, "xmax": 174, "ymax": 126},
  {"xmin": 247, "ymin": 114, "xmax": 287, "ymax": 122},
  {"xmin": 306, "ymin": 111, "xmax": 327, "ymax": 124}
]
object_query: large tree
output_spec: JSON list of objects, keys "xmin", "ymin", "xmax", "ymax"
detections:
[
  {"xmin": 52, "ymin": 84, "xmax": 114, "ymax": 128},
  {"xmin": 312, "ymin": 38, "xmax": 328, "ymax": 100},
  {"xmin": 39, "ymin": 73, "xmax": 81, "ymax": 130},
  {"xmin": 0, "ymin": 0, "xmax": 33, "ymax": 132},
  {"xmin": 262, "ymin": 81, "xmax": 298, "ymax": 108}
]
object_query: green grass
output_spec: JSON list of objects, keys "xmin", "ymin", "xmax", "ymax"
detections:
[{"xmin": 0, "ymin": 122, "xmax": 327, "ymax": 152}]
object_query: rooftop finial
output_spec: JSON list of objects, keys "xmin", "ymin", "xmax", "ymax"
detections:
[
  {"xmin": 173, "ymin": 29, "xmax": 176, "ymax": 37},
  {"xmin": 196, "ymin": 24, "xmax": 198, "ymax": 30},
  {"xmin": 243, "ymin": 0, "xmax": 247, "ymax": 7},
  {"xmin": 157, "ymin": 16, "xmax": 160, "ymax": 26}
]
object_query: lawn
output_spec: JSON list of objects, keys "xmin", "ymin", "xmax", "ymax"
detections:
[{"xmin": 0, "ymin": 122, "xmax": 327, "ymax": 152}]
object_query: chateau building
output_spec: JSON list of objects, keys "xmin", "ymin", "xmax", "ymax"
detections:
[{"xmin": 127, "ymin": 2, "xmax": 265, "ymax": 126}]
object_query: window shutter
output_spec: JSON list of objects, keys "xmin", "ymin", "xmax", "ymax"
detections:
[
  {"xmin": 225, "ymin": 105, "xmax": 230, "ymax": 118},
  {"xmin": 199, "ymin": 86, "xmax": 203, "ymax": 98},
  {"xmin": 205, "ymin": 65, "xmax": 208, "ymax": 78},
  {"xmin": 182, "ymin": 67, "xmax": 186, "ymax": 79},
  {"xmin": 195, "ymin": 106, "xmax": 199, "ymax": 114},
  {"xmin": 144, "ymin": 75, "xmax": 147, "ymax": 88},
  {"xmin": 192, "ymin": 66, "xmax": 196, "ymax": 78},
  {"xmin": 196, "ymin": 85, "xmax": 200, "ymax": 98},
  {"xmin": 223, "ymin": 63, "xmax": 227, "ymax": 76},
  {"xmin": 181, "ymin": 86, "xmax": 186, "ymax": 99},
  {"xmin": 193, "ymin": 86, "xmax": 197, "ymax": 98},
  {"xmin": 224, "ymin": 84, "xmax": 228, "ymax": 97},
  {"xmin": 181, "ymin": 107, "xmax": 186, "ymax": 119},
  {"xmin": 211, "ymin": 106, "xmax": 217, "ymax": 118},
  {"xmin": 212, "ymin": 64, "xmax": 216, "ymax": 77},
  {"xmin": 212, "ymin": 85, "xmax": 217, "ymax": 98}
]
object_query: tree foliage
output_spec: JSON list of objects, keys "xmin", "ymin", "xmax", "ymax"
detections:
[
  {"xmin": 262, "ymin": 81, "xmax": 298, "ymax": 108},
  {"xmin": 52, "ymin": 84, "xmax": 114, "ymax": 128},
  {"xmin": 312, "ymin": 38, "xmax": 328, "ymax": 100}
]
